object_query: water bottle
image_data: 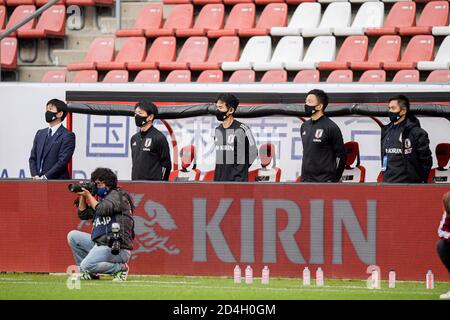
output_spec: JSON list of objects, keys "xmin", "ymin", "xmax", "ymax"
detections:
[
  {"xmin": 233, "ymin": 265, "xmax": 241, "ymax": 284},
  {"xmin": 388, "ymin": 270, "xmax": 396, "ymax": 289},
  {"xmin": 261, "ymin": 266, "xmax": 270, "ymax": 285},
  {"xmin": 245, "ymin": 265, "xmax": 253, "ymax": 284},
  {"xmin": 371, "ymin": 269, "xmax": 380, "ymax": 289},
  {"xmin": 426, "ymin": 270, "xmax": 434, "ymax": 289},
  {"xmin": 303, "ymin": 267, "xmax": 310, "ymax": 286},
  {"xmin": 315, "ymin": 267, "xmax": 324, "ymax": 287}
]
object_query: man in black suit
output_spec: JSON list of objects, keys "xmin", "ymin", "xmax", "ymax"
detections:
[{"xmin": 29, "ymin": 99, "xmax": 76, "ymax": 179}]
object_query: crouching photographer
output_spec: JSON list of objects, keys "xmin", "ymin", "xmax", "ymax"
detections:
[{"xmin": 67, "ymin": 168, "xmax": 135, "ymax": 281}]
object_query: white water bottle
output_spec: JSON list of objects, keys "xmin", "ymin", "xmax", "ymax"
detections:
[
  {"xmin": 315, "ymin": 267, "xmax": 324, "ymax": 287},
  {"xmin": 261, "ymin": 266, "xmax": 270, "ymax": 285},
  {"xmin": 303, "ymin": 267, "xmax": 310, "ymax": 286},
  {"xmin": 245, "ymin": 265, "xmax": 253, "ymax": 284},
  {"xmin": 388, "ymin": 270, "xmax": 396, "ymax": 288},
  {"xmin": 426, "ymin": 270, "xmax": 434, "ymax": 289},
  {"xmin": 233, "ymin": 265, "xmax": 241, "ymax": 284}
]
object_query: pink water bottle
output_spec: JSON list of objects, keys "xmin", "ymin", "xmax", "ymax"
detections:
[
  {"xmin": 233, "ymin": 265, "xmax": 241, "ymax": 284},
  {"xmin": 245, "ymin": 265, "xmax": 253, "ymax": 284},
  {"xmin": 315, "ymin": 267, "xmax": 324, "ymax": 287},
  {"xmin": 426, "ymin": 270, "xmax": 434, "ymax": 289},
  {"xmin": 261, "ymin": 266, "xmax": 270, "ymax": 285},
  {"xmin": 388, "ymin": 270, "xmax": 396, "ymax": 289}
]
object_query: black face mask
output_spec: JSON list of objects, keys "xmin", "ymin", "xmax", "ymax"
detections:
[
  {"xmin": 388, "ymin": 111, "xmax": 402, "ymax": 123},
  {"xmin": 304, "ymin": 104, "xmax": 318, "ymax": 117},
  {"xmin": 45, "ymin": 111, "xmax": 58, "ymax": 123},
  {"xmin": 135, "ymin": 115, "xmax": 148, "ymax": 127},
  {"xmin": 215, "ymin": 109, "xmax": 230, "ymax": 122}
]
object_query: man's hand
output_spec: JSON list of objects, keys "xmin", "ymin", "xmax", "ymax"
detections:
[{"xmin": 76, "ymin": 188, "xmax": 90, "ymax": 197}]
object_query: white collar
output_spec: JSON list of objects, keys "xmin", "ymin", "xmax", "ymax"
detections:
[{"xmin": 49, "ymin": 122, "xmax": 63, "ymax": 136}]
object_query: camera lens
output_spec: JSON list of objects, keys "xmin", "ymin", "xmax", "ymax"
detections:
[{"xmin": 68, "ymin": 183, "xmax": 82, "ymax": 193}]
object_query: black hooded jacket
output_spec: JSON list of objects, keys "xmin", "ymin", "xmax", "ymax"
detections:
[{"xmin": 381, "ymin": 115, "xmax": 432, "ymax": 183}]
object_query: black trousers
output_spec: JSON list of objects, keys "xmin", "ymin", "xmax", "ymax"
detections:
[{"xmin": 437, "ymin": 239, "xmax": 450, "ymax": 273}]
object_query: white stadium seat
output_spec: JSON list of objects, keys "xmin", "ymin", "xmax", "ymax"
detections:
[
  {"xmin": 285, "ymin": 36, "xmax": 336, "ymax": 70},
  {"xmin": 221, "ymin": 36, "xmax": 271, "ymax": 71},
  {"xmin": 334, "ymin": 2, "xmax": 384, "ymax": 36},
  {"xmin": 433, "ymin": 20, "xmax": 450, "ymax": 36},
  {"xmin": 253, "ymin": 36, "xmax": 304, "ymax": 71},
  {"xmin": 270, "ymin": 3, "xmax": 321, "ymax": 36},
  {"xmin": 301, "ymin": 2, "xmax": 351, "ymax": 37},
  {"xmin": 417, "ymin": 36, "xmax": 450, "ymax": 70}
]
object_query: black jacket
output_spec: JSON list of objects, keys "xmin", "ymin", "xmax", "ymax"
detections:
[
  {"xmin": 78, "ymin": 188, "xmax": 135, "ymax": 250},
  {"xmin": 381, "ymin": 115, "xmax": 432, "ymax": 183},
  {"xmin": 300, "ymin": 115, "xmax": 346, "ymax": 182}
]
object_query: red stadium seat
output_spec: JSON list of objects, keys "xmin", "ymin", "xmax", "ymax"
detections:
[
  {"xmin": 0, "ymin": 37, "xmax": 17, "ymax": 70},
  {"xmin": 293, "ymin": 70, "xmax": 320, "ymax": 83},
  {"xmin": 193, "ymin": 0, "xmax": 222, "ymax": 5},
  {"xmin": 35, "ymin": 0, "xmax": 65, "ymax": 6},
  {"xmin": 127, "ymin": 37, "xmax": 176, "ymax": 71},
  {"xmin": 248, "ymin": 143, "xmax": 281, "ymax": 182},
  {"xmin": 238, "ymin": 3, "xmax": 288, "ymax": 37},
  {"xmin": 176, "ymin": 4, "xmax": 225, "ymax": 37},
  {"xmin": 103, "ymin": 70, "xmax": 129, "ymax": 83},
  {"xmin": 169, "ymin": 145, "xmax": 201, "ymax": 181},
  {"xmin": 383, "ymin": 35, "xmax": 434, "ymax": 70},
  {"xmin": 96, "ymin": 37, "xmax": 146, "ymax": 70},
  {"xmin": 326, "ymin": 70, "xmax": 353, "ymax": 83},
  {"xmin": 428, "ymin": 143, "xmax": 450, "ymax": 183},
  {"xmin": 41, "ymin": 70, "xmax": 66, "ymax": 82},
  {"xmin": 399, "ymin": 1, "xmax": 449, "ymax": 36},
  {"xmin": 190, "ymin": 36, "xmax": 239, "ymax": 70},
  {"xmin": 67, "ymin": 37, "xmax": 115, "ymax": 71},
  {"xmin": 318, "ymin": 36, "xmax": 368, "ymax": 70},
  {"xmin": 17, "ymin": 5, "xmax": 66, "ymax": 38},
  {"xmin": 163, "ymin": 0, "xmax": 191, "ymax": 5},
  {"xmin": 134, "ymin": 70, "xmax": 160, "ymax": 83},
  {"xmin": 359, "ymin": 70, "xmax": 386, "ymax": 82},
  {"xmin": 207, "ymin": 3, "xmax": 255, "ymax": 38},
  {"xmin": 366, "ymin": 2, "xmax": 416, "ymax": 36},
  {"xmin": 5, "ymin": 0, "xmax": 34, "ymax": 6},
  {"xmin": 260, "ymin": 70, "xmax": 287, "ymax": 82},
  {"xmin": 0, "ymin": 6, "xmax": 6, "ymax": 29},
  {"xmin": 159, "ymin": 37, "xmax": 208, "ymax": 70},
  {"xmin": 202, "ymin": 170, "xmax": 215, "ymax": 181},
  {"xmin": 286, "ymin": 0, "xmax": 316, "ymax": 4},
  {"xmin": 228, "ymin": 70, "xmax": 255, "ymax": 82},
  {"xmin": 0, "ymin": 5, "xmax": 36, "ymax": 37},
  {"xmin": 426, "ymin": 69, "xmax": 450, "ymax": 82},
  {"xmin": 392, "ymin": 69, "xmax": 420, "ymax": 82},
  {"xmin": 116, "ymin": 4, "xmax": 163, "ymax": 37},
  {"xmin": 351, "ymin": 36, "xmax": 401, "ymax": 70},
  {"xmin": 255, "ymin": 0, "xmax": 283, "ymax": 5},
  {"xmin": 66, "ymin": 0, "xmax": 112, "ymax": 6},
  {"xmin": 72, "ymin": 70, "xmax": 98, "ymax": 82},
  {"xmin": 197, "ymin": 69, "xmax": 223, "ymax": 82},
  {"xmin": 165, "ymin": 70, "xmax": 191, "ymax": 82},
  {"xmin": 341, "ymin": 141, "xmax": 366, "ymax": 183},
  {"xmin": 145, "ymin": 4, "xmax": 194, "ymax": 38}
]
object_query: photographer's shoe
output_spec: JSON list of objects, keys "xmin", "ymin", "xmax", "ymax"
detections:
[
  {"xmin": 80, "ymin": 272, "xmax": 100, "ymax": 280},
  {"xmin": 112, "ymin": 263, "xmax": 129, "ymax": 282}
]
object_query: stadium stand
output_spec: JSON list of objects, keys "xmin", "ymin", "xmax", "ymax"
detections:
[
  {"xmin": 41, "ymin": 69, "xmax": 66, "ymax": 82},
  {"xmin": 260, "ymin": 69, "xmax": 287, "ymax": 82},
  {"xmin": 102, "ymin": 70, "xmax": 129, "ymax": 82},
  {"xmin": 238, "ymin": 3, "xmax": 288, "ymax": 37},
  {"xmin": 398, "ymin": 1, "xmax": 449, "ymax": 36},
  {"xmin": 417, "ymin": 35, "xmax": 450, "ymax": 70},
  {"xmin": 190, "ymin": 36, "xmax": 240, "ymax": 71},
  {"xmin": 326, "ymin": 70, "xmax": 353, "ymax": 83},
  {"xmin": 175, "ymin": 4, "xmax": 224, "ymax": 37},
  {"xmin": 115, "ymin": 4, "xmax": 163, "ymax": 37},
  {"xmin": 222, "ymin": 36, "xmax": 271, "ymax": 71},
  {"xmin": 383, "ymin": 35, "xmax": 434, "ymax": 70},
  {"xmin": 158, "ymin": 36, "xmax": 208, "ymax": 70},
  {"xmin": 428, "ymin": 143, "xmax": 450, "ymax": 183},
  {"xmin": 133, "ymin": 69, "xmax": 160, "ymax": 83},
  {"xmin": 71, "ymin": 70, "xmax": 98, "ymax": 82},
  {"xmin": 253, "ymin": 36, "xmax": 303, "ymax": 71},
  {"xmin": 66, "ymin": 37, "xmax": 115, "ymax": 71},
  {"xmin": 301, "ymin": 2, "xmax": 351, "ymax": 37},
  {"xmin": 366, "ymin": 1, "xmax": 416, "ymax": 36},
  {"xmin": 341, "ymin": 141, "xmax": 366, "ymax": 183},
  {"xmin": 228, "ymin": 69, "xmax": 255, "ymax": 82},
  {"xmin": 0, "ymin": 5, "xmax": 36, "ymax": 37},
  {"xmin": 293, "ymin": 70, "xmax": 320, "ymax": 83},
  {"xmin": 17, "ymin": 5, "xmax": 66, "ymax": 38},
  {"xmin": 426, "ymin": 69, "xmax": 450, "ymax": 82},
  {"xmin": 96, "ymin": 37, "xmax": 146, "ymax": 70},
  {"xmin": 333, "ymin": 2, "xmax": 384, "ymax": 36},
  {"xmin": 165, "ymin": 69, "xmax": 191, "ymax": 82},
  {"xmin": 207, "ymin": 3, "xmax": 255, "ymax": 38},
  {"xmin": 145, "ymin": 4, "xmax": 193, "ymax": 37},
  {"xmin": 127, "ymin": 37, "xmax": 176, "ymax": 71},
  {"xmin": 318, "ymin": 36, "xmax": 368, "ymax": 70},
  {"xmin": 270, "ymin": 3, "xmax": 321, "ymax": 37},
  {"xmin": 359, "ymin": 70, "xmax": 387, "ymax": 82},
  {"xmin": 0, "ymin": 6, "xmax": 6, "ymax": 29},
  {"xmin": 392, "ymin": 69, "xmax": 420, "ymax": 82},
  {"xmin": 285, "ymin": 36, "xmax": 335, "ymax": 70},
  {"xmin": 0, "ymin": 37, "xmax": 18, "ymax": 70},
  {"xmin": 350, "ymin": 35, "xmax": 401, "ymax": 70},
  {"xmin": 197, "ymin": 69, "xmax": 223, "ymax": 82}
]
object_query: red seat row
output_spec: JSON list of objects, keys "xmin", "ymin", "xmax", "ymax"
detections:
[{"xmin": 0, "ymin": 0, "xmax": 111, "ymax": 6}]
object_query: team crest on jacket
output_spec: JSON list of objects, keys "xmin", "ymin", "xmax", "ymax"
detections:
[
  {"xmin": 144, "ymin": 138, "xmax": 152, "ymax": 148},
  {"xmin": 227, "ymin": 134, "xmax": 235, "ymax": 144},
  {"xmin": 315, "ymin": 129, "xmax": 323, "ymax": 139},
  {"xmin": 404, "ymin": 138, "xmax": 411, "ymax": 149}
]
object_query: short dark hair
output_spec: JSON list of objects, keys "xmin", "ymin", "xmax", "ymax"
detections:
[
  {"xmin": 91, "ymin": 167, "xmax": 118, "ymax": 189},
  {"xmin": 389, "ymin": 95, "xmax": 410, "ymax": 111},
  {"xmin": 134, "ymin": 101, "xmax": 158, "ymax": 118},
  {"xmin": 216, "ymin": 93, "xmax": 239, "ymax": 112},
  {"xmin": 47, "ymin": 99, "xmax": 68, "ymax": 121},
  {"xmin": 307, "ymin": 89, "xmax": 329, "ymax": 110}
]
